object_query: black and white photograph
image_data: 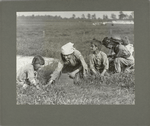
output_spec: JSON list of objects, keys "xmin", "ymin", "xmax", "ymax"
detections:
[{"xmin": 16, "ymin": 11, "xmax": 135, "ymax": 105}]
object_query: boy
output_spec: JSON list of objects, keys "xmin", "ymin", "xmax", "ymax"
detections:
[
  {"xmin": 89, "ymin": 39, "xmax": 109, "ymax": 78},
  {"xmin": 102, "ymin": 36, "xmax": 134, "ymax": 73},
  {"xmin": 122, "ymin": 36, "xmax": 134, "ymax": 56},
  {"xmin": 17, "ymin": 55, "xmax": 45, "ymax": 88}
]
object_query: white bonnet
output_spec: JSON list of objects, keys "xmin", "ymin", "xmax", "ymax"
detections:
[{"xmin": 61, "ymin": 42, "xmax": 75, "ymax": 55}]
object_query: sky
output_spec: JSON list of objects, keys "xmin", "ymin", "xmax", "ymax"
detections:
[{"xmin": 17, "ymin": 11, "xmax": 133, "ymax": 19}]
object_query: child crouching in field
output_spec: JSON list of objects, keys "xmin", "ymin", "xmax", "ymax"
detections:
[
  {"xmin": 47, "ymin": 42, "xmax": 88, "ymax": 85},
  {"xmin": 122, "ymin": 36, "xmax": 134, "ymax": 57},
  {"xmin": 122, "ymin": 36, "xmax": 134, "ymax": 72},
  {"xmin": 89, "ymin": 39, "xmax": 109, "ymax": 78},
  {"xmin": 17, "ymin": 55, "xmax": 45, "ymax": 89}
]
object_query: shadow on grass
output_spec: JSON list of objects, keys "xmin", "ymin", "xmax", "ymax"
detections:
[{"xmin": 37, "ymin": 60, "xmax": 59, "ymax": 85}]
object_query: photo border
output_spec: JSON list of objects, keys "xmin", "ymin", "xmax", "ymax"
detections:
[{"xmin": 1, "ymin": 0, "xmax": 150, "ymax": 126}]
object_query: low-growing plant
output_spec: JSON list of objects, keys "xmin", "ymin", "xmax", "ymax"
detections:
[{"xmin": 17, "ymin": 70, "xmax": 135, "ymax": 105}]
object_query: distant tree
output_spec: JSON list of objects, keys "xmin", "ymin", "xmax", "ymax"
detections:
[
  {"xmin": 92, "ymin": 14, "xmax": 96, "ymax": 19},
  {"xmin": 81, "ymin": 14, "xmax": 86, "ymax": 19},
  {"xmin": 72, "ymin": 14, "xmax": 76, "ymax": 19},
  {"xmin": 97, "ymin": 17, "xmax": 102, "ymax": 22},
  {"xmin": 127, "ymin": 12, "xmax": 134, "ymax": 20},
  {"xmin": 119, "ymin": 11, "xmax": 123, "ymax": 19},
  {"xmin": 106, "ymin": 15, "xmax": 109, "ymax": 19},
  {"xmin": 32, "ymin": 14, "xmax": 35, "ymax": 18},
  {"xmin": 54, "ymin": 15, "xmax": 59, "ymax": 19},
  {"xmin": 125, "ymin": 14, "xmax": 129, "ymax": 19},
  {"xmin": 58, "ymin": 16, "xmax": 62, "ymax": 19},
  {"xmin": 97, "ymin": 17, "xmax": 102, "ymax": 20},
  {"xmin": 63, "ymin": 17, "xmax": 68, "ymax": 20},
  {"xmin": 76, "ymin": 17, "xmax": 81, "ymax": 20},
  {"xmin": 118, "ymin": 11, "xmax": 126, "ymax": 19},
  {"xmin": 128, "ymin": 15, "xmax": 133, "ymax": 19},
  {"xmin": 111, "ymin": 13, "xmax": 117, "ymax": 19},
  {"xmin": 103, "ymin": 15, "xmax": 106, "ymax": 20},
  {"xmin": 87, "ymin": 13, "xmax": 91, "ymax": 19},
  {"xmin": 131, "ymin": 11, "xmax": 134, "ymax": 19},
  {"xmin": 103, "ymin": 15, "xmax": 108, "ymax": 20}
]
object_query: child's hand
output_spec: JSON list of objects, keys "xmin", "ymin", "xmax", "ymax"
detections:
[
  {"xmin": 83, "ymin": 66, "xmax": 88, "ymax": 77},
  {"xmin": 68, "ymin": 72, "xmax": 76, "ymax": 79},
  {"xmin": 84, "ymin": 65, "xmax": 88, "ymax": 72},
  {"xmin": 23, "ymin": 84, "xmax": 28, "ymax": 89},
  {"xmin": 95, "ymin": 73, "xmax": 100, "ymax": 78},
  {"xmin": 48, "ymin": 79, "xmax": 54, "ymax": 85},
  {"xmin": 31, "ymin": 79, "xmax": 36, "ymax": 85}
]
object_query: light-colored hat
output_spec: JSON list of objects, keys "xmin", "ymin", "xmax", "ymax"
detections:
[
  {"xmin": 112, "ymin": 35, "xmax": 122, "ymax": 41},
  {"xmin": 61, "ymin": 42, "xmax": 75, "ymax": 55},
  {"xmin": 110, "ymin": 35, "xmax": 123, "ymax": 44}
]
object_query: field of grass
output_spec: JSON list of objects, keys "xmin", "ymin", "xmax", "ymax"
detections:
[
  {"xmin": 16, "ymin": 18, "xmax": 135, "ymax": 105},
  {"xmin": 17, "ymin": 71, "xmax": 135, "ymax": 105}
]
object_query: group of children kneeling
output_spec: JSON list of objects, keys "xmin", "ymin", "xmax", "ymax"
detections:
[{"xmin": 17, "ymin": 36, "xmax": 134, "ymax": 89}]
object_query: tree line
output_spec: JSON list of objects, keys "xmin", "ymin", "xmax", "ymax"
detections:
[{"xmin": 18, "ymin": 11, "xmax": 134, "ymax": 21}]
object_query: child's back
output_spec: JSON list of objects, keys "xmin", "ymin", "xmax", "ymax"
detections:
[
  {"xmin": 125, "ymin": 44, "xmax": 134, "ymax": 55},
  {"xmin": 17, "ymin": 63, "xmax": 35, "ymax": 84}
]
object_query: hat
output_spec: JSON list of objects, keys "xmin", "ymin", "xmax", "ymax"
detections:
[
  {"xmin": 113, "ymin": 36, "xmax": 122, "ymax": 40},
  {"xmin": 61, "ymin": 42, "xmax": 75, "ymax": 55},
  {"xmin": 110, "ymin": 36, "xmax": 123, "ymax": 44}
]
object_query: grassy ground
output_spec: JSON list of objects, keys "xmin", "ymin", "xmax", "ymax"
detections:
[
  {"xmin": 16, "ymin": 18, "xmax": 135, "ymax": 105},
  {"xmin": 17, "ymin": 19, "xmax": 134, "ymax": 61},
  {"xmin": 17, "ymin": 69, "xmax": 135, "ymax": 105}
]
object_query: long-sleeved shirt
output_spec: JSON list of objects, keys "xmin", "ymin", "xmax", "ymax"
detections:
[
  {"xmin": 114, "ymin": 44, "xmax": 134, "ymax": 61},
  {"xmin": 17, "ymin": 63, "xmax": 36, "ymax": 84},
  {"xmin": 89, "ymin": 51, "xmax": 109, "ymax": 71},
  {"xmin": 125, "ymin": 44, "xmax": 134, "ymax": 55},
  {"xmin": 50, "ymin": 49, "xmax": 87, "ymax": 81}
]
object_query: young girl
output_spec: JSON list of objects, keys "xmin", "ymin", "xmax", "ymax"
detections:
[
  {"xmin": 48, "ymin": 42, "xmax": 88, "ymax": 84},
  {"xmin": 17, "ymin": 55, "xmax": 45, "ymax": 88}
]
